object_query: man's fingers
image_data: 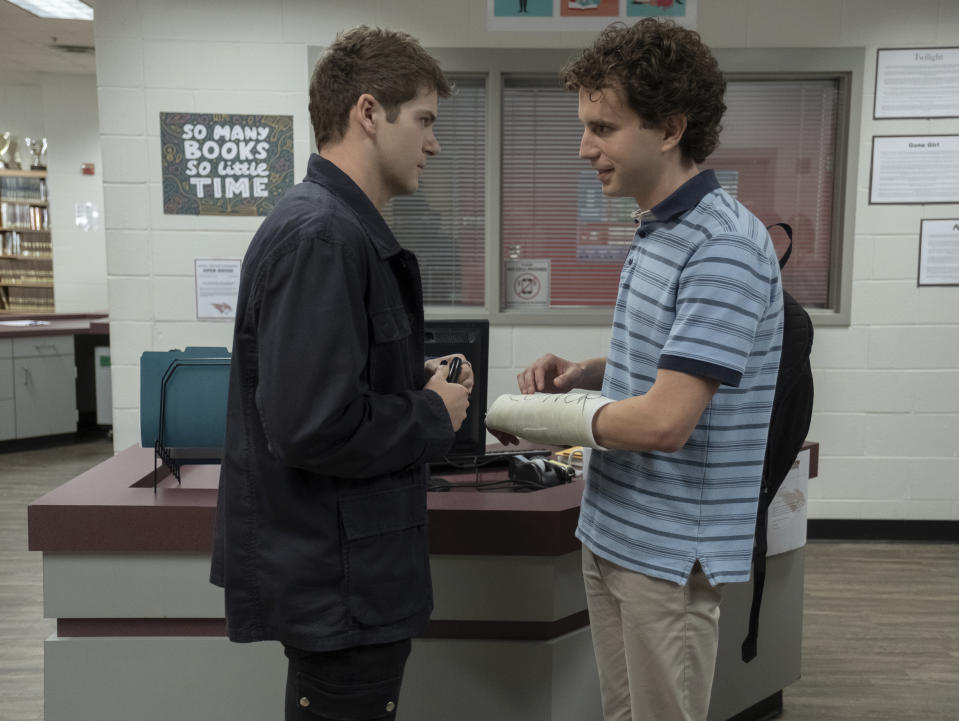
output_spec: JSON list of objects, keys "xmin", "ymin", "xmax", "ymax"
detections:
[
  {"xmin": 533, "ymin": 365, "xmax": 547, "ymax": 392},
  {"xmin": 459, "ymin": 364, "xmax": 475, "ymax": 393},
  {"xmin": 553, "ymin": 367, "xmax": 575, "ymax": 392}
]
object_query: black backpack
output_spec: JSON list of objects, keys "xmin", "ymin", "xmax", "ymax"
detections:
[{"xmin": 741, "ymin": 223, "xmax": 815, "ymax": 663}]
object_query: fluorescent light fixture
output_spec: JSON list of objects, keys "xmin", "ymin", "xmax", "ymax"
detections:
[{"xmin": 7, "ymin": 0, "xmax": 93, "ymax": 20}]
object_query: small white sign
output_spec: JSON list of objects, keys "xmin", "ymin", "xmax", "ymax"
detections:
[
  {"xmin": 870, "ymin": 136, "xmax": 959, "ymax": 204},
  {"xmin": 195, "ymin": 258, "xmax": 242, "ymax": 320},
  {"xmin": 766, "ymin": 448, "xmax": 809, "ymax": 557},
  {"xmin": 875, "ymin": 48, "xmax": 959, "ymax": 119},
  {"xmin": 919, "ymin": 219, "xmax": 959, "ymax": 286},
  {"xmin": 505, "ymin": 259, "xmax": 551, "ymax": 309}
]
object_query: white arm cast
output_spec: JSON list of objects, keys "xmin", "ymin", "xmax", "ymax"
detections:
[{"xmin": 485, "ymin": 392, "xmax": 614, "ymax": 450}]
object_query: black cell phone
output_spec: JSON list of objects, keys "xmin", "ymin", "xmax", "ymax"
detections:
[{"xmin": 446, "ymin": 356, "xmax": 462, "ymax": 383}]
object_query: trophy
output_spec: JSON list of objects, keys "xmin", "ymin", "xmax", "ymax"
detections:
[
  {"xmin": 0, "ymin": 132, "xmax": 20, "ymax": 170},
  {"xmin": 24, "ymin": 136, "xmax": 47, "ymax": 170}
]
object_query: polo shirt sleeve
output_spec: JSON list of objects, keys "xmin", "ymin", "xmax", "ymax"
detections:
[{"xmin": 658, "ymin": 234, "xmax": 775, "ymax": 388}]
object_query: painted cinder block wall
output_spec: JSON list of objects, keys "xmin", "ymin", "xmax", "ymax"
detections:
[{"xmin": 93, "ymin": 0, "xmax": 959, "ymax": 520}]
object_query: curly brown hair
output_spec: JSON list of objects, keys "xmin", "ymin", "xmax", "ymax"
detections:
[
  {"xmin": 309, "ymin": 26, "xmax": 452, "ymax": 150},
  {"xmin": 561, "ymin": 19, "xmax": 726, "ymax": 164}
]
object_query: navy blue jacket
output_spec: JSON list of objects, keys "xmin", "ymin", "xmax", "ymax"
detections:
[{"xmin": 210, "ymin": 154, "xmax": 455, "ymax": 652}]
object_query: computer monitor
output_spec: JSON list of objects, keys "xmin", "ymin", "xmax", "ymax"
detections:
[{"xmin": 424, "ymin": 319, "xmax": 489, "ymax": 458}]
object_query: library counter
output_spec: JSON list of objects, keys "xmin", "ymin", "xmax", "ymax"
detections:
[{"xmin": 28, "ymin": 442, "xmax": 818, "ymax": 721}]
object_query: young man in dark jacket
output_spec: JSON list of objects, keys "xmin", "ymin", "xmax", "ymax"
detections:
[{"xmin": 210, "ymin": 26, "xmax": 471, "ymax": 721}]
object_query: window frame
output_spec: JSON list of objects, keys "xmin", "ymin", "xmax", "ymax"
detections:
[{"xmin": 308, "ymin": 46, "xmax": 864, "ymax": 327}]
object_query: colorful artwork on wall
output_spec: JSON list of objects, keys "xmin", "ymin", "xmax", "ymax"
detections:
[{"xmin": 160, "ymin": 112, "xmax": 294, "ymax": 216}]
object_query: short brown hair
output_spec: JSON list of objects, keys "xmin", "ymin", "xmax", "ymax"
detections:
[
  {"xmin": 309, "ymin": 26, "xmax": 452, "ymax": 150},
  {"xmin": 561, "ymin": 19, "xmax": 726, "ymax": 164}
]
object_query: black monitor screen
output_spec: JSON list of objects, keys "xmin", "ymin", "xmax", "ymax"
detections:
[{"xmin": 424, "ymin": 319, "xmax": 489, "ymax": 458}]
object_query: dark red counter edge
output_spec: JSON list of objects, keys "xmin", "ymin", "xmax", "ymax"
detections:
[
  {"xmin": 28, "ymin": 443, "xmax": 819, "ymax": 556},
  {"xmin": 56, "ymin": 611, "xmax": 591, "ymax": 642}
]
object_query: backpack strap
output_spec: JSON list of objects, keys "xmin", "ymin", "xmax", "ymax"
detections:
[
  {"xmin": 744, "ymin": 219, "xmax": 793, "ymax": 664},
  {"xmin": 742, "ymin": 485, "xmax": 769, "ymax": 663},
  {"xmin": 767, "ymin": 222, "xmax": 793, "ymax": 271}
]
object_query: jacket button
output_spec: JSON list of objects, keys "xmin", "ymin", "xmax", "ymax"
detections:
[
  {"xmin": 386, "ymin": 701, "xmax": 396, "ymax": 712},
  {"xmin": 299, "ymin": 697, "xmax": 310, "ymax": 708}
]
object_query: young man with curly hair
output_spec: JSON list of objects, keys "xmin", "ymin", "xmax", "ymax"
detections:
[
  {"xmin": 499, "ymin": 19, "xmax": 784, "ymax": 721},
  {"xmin": 211, "ymin": 26, "xmax": 472, "ymax": 721}
]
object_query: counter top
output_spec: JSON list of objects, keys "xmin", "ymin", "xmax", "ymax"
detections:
[
  {"xmin": 27, "ymin": 442, "xmax": 819, "ymax": 557},
  {"xmin": 0, "ymin": 312, "xmax": 108, "ymax": 338},
  {"xmin": 26, "ymin": 445, "xmax": 587, "ymax": 556}
]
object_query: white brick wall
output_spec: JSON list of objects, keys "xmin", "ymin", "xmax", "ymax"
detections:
[{"xmin": 93, "ymin": 0, "xmax": 959, "ymax": 520}]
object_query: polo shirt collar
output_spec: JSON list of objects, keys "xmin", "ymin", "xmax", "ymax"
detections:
[
  {"xmin": 634, "ymin": 169, "xmax": 721, "ymax": 224},
  {"xmin": 305, "ymin": 153, "xmax": 401, "ymax": 259}
]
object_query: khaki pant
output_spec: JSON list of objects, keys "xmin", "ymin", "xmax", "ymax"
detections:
[{"xmin": 582, "ymin": 546, "xmax": 722, "ymax": 721}]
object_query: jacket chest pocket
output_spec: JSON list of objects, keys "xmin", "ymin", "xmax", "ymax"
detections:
[{"xmin": 368, "ymin": 306, "xmax": 413, "ymax": 392}]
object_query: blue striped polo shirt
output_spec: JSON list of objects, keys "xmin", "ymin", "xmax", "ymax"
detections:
[{"xmin": 577, "ymin": 170, "xmax": 783, "ymax": 586}]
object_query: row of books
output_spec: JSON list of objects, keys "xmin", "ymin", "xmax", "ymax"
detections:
[
  {"xmin": 0, "ymin": 202, "xmax": 49, "ymax": 230},
  {"xmin": 1, "ymin": 231, "xmax": 51, "ymax": 257},
  {"xmin": 0, "ymin": 285, "xmax": 54, "ymax": 312},
  {"xmin": 0, "ymin": 259, "xmax": 53, "ymax": 285},
  {"xmin": 0, "ymin": 176, "xmax": 47, "ymax": 202}
]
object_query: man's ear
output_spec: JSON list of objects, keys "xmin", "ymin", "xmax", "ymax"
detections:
[
  {"xmin": 353, "ymin": 93, "xmax": 379, "ymax": 136},
  {"xmin": 661, "ymin": 115, "xmax": 688, "ymax": 153}
]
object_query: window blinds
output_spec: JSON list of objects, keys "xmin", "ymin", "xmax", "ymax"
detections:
[
  {"xmin": 704, "ymin": 79, "xmax": 840, "ymax": 308},
  {"xmin": 501, "ymin": 76, "xmax": 842, "ymax": 308},
  {"xmin": 502, "ymin": 78, "xmax": 632, "ymax": 307},
  {"xmin": 386, "ymin": 76, "xmax": 486, "ymax": 307}
]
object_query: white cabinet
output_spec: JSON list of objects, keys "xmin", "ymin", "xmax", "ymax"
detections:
[
  {"xmin": 0, "ymin": 339, "xmax": 14, "ymax": 440},
  {"xmin": 0, "ymin": 335, "xmax": 76, "ymax": 440}
]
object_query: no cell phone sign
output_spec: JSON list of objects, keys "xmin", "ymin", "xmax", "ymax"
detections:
[{"xmin": 505, "ymin": 259, "xmax": 550, "ymax": 309}]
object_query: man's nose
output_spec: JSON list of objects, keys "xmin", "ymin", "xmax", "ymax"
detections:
[
  {"xmin": 426, "ymin": 133, "xmax": 440, "ymax": 156},
  {"xmin": 579, "ymin": 131, "xmax": 596, "ymax": 159}
]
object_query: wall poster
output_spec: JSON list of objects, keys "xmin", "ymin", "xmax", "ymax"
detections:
[
  {"xmin": 161, "ymin": 112, "xmax": 293, "ymax": 216},
  {"xmin": 488, "ymin": 0, "xmax": 696, "ymax": 31},
  {"xmin": 869, "ymin": 136, "xmax": 959, "ymax": 204},
  {"xmin": 195, "ymin": 258, "xmax": 242, "ymax": 320},
  {"xmin": 874, "ymin": 48, "xmax": 959, "ymax": 119},
  {"xmin": 918, "ymin": 220, "xmax": 959, "ymax": 286}
]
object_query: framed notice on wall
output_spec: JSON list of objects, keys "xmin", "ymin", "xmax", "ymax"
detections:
[
  {"xmin": 874, "ymin": 48, "xmax": 959, "ymax": 119},
  {"xmin": 918, "ymin": 220, "xmax": 959, "ymax": 286},
  {"xmin": 869, "ymin": 136, "xmax": 959, "ymax": 204},
  {"xmin": 161, "ymin": 112, "xmax": 294, "ymax": 216},
  {"xmin": 505, "ymin": 259, "xmax": 551, "ymax": 309}
]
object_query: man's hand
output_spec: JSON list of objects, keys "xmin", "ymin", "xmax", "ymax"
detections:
[
  {"xmin": 517, "ymin": 354, "xmax": 586, "ymax": 395},
  {"xmin": 425, "ymin": 365, "xmax": 470, "ymax": 432},
  {"xmin": 424, "ymin": 353, "xmax": 475, "ymax": 394}
]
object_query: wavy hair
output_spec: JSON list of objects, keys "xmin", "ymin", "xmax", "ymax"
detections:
[
  {"xmin": 561, "ymin": 19, "xmax": 726, "ymax": 164},
  {"xmin": 309, "ymin": 26, "xmax": 452, "ymax": 150}
]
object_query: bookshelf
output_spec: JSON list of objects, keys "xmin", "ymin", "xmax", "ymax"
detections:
[{"xmin": 0, "ymin": 168, "xmax": 54, "ymax": 313}]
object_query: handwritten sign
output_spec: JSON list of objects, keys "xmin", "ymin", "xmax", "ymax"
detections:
[{"xmin": 161, "ymin": 112, "xmax": 293, "ymax": 216}]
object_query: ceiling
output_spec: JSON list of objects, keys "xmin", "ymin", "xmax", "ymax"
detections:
[{"xmin": 0, "ymin": 0, "xmax": 96, "ymax": 78}]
